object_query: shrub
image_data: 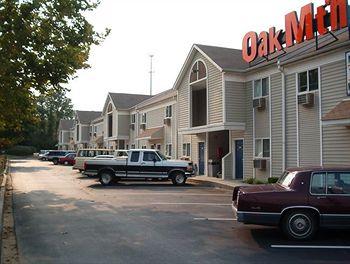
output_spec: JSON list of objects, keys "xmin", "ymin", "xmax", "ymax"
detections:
[
  {"xmin": 268, "ymin": 177, "xmax": 279, "ymax": 184},
  {"xmin": 244, "ymin": 178, "xmax": 267, "ymax": 185},
  {"xmin": 5, "ymin": 145, "xmax": 36, "ymax": 156}
]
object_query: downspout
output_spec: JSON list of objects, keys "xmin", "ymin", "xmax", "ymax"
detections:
[{"xmin": 277, "ymin": 60, "xmax": 286, "ymax": 172}]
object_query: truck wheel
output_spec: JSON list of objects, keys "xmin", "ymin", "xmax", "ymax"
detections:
[
  {"xmin": 99, "ymin": 171, "xmax": 114, "ymax": 186},
  {"xmin": 282, "ymin": 210, "xmax": 318, "ymax": 241},
  {"xmin": 171, "ymin": 172, "xmax": 187, "ymax": 186},
  {"xmin": 53, "ymin": 159, "xmax": 59, "ymax": 165}
]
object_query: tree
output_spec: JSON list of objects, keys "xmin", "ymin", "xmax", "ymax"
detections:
[
  {"xmin": 22, "ymin": 90, "xmax": 74, "ymax": 149},
  {"xmin": 0, "ymin": 0, "xmax": 109, "ymax": 149}
]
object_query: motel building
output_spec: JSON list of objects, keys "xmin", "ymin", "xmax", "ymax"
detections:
[{"xmin": 175, "ymin": 1, "xmax": 350, "ymax": 180}]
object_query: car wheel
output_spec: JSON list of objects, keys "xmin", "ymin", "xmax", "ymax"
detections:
[
  {"xmin": 171, "ymin": 172, "xmax": 187, "ymax": 186},
  {"xmin": 79, "ymin": 169, "xmax": 83, "ymax": 173},
  {"xmin": 64, "ymin": 161, "xmax": 69, "ymax": 165},
  {"xmin": 282, "ymin": 210, "xmax": 318, "ymax": 241},
  {"xmin": 53, "ymin": 159, "xmax": 58, "ymax": 165},
  {"xmin": 99, "ymin": 171, "xmax": 114, "ymax": 186}
]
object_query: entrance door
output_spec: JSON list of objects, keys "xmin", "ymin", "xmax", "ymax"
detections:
[
  {"xmin": 235, "ymin": 140, "xmax": 244, "ymax": 179},
  {"xmin": 198, "ymin": 142, "xmax": 205, "ymax": 175}
]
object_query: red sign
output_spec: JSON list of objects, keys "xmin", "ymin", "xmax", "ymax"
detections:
[{"xmin": 242, "ymin": 0, "xmax": 349, "ymax": 63}]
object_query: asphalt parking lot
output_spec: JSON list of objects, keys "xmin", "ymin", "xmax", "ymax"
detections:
[{"xmin": 9, "ymin": 158, "xmax": 350, "ymax": 263}]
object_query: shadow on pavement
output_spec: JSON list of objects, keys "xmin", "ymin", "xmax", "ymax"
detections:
[{"xmin": 87, "ymin": 181, "xmax": 204, "ymax": 190}]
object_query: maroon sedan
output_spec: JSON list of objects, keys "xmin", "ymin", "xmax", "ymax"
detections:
[
  {"xmin": 58, "ymin": 153, "xmax": 76, "ymax": 166},
  {"xmin": 232, "ymin": 167, "xmax": 350, "ymax": 240}
]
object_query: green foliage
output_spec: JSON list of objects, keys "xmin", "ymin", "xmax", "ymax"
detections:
[
  {"xmin": 268, "ymin": 177, "xmax": 279, "ymax": 184},
  {"xmin": 0, "ymin": 0, "xmax": 109, "ymax": 149},
  {"xmin": 5, "ymin": 146, "xmax": 36, "ymax": 156}
]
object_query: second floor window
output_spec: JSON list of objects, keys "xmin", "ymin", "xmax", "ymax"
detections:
[
  {"xmin": 165, "ymin": 105, "xmax": 172, "ymax": 118},
  {"xmin": 131, "ymin": 114, "xmax": 136, "ymax": 124},
  {"xmin": 298, "ymin": 69, "xmax": 319, "ymax": 93},
  {"xmin": 254, "ymin": 77, "xmax": 269, "ymax": 98},
  {"xmin": 141, "ymin": 113, "xmax": 147, "ymax": 124},
  {"xmin": 255, "ymin": 138, "xmax": 270, "ymax": 158}
]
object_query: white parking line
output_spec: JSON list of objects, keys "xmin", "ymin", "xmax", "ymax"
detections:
[
  {"xmin": 151, "ymin": 202, "xmax": 231, "ymax": 206},
  {"xmin": 271, "ymin": 245, "xmax": 350, "ymax": 249},
  {"xmin": 193, "ymin": 218, "xmax": 236, "ymax": 221},
  {"xmin": 102, "ymin": 192, "xmax": 231, "ymax": 197}
]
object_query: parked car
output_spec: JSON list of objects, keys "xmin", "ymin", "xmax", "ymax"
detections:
[
  {"xmin": 44, "ymin": 150, "xmax": 74, "ymax": 164},
  {"xmin": 232, "ymin": 167, "xmax": 350, "ymax": 240},
  {"xmin": 84, "ymin": 149, "xmax": 194, "ymax": 186},
  {"xmin": 73, "ymin": 149, "xmax": 125, "ymax": 172},
  {"xmin": 58, "ymin": 153, "xmax": 76, "ymax": 166},
  {"xmin": 38, "ymin": 150, "xmax": 50, "ymax": 161}
]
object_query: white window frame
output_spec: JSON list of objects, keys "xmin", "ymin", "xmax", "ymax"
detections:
[
  {"xmin": 182, "ymin": 143, "xmax": 191, "ymax": 157},
  {"xmin": 141, "ymin": 113, "xmax": 147, "ymax": 124},
  {"xmin": 253, "ymin": 77, "xmax": 269, "ymax": 99},
  {"xmin": 346, "ymin": 51, "xmax": 350, "ymax": 96},
  {"xmin": 297, "ymin": 68, "xmax": 319, "ymax": 95},
  {"xmin": 254, "ymin": 138, "xmax": 270, "ymax": 158},
  {"xmin": 165, "ymin": 105, "xmax": 172, "ymax": 118}
]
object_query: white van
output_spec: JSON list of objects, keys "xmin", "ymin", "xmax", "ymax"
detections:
[{"xmin": 73, "ymin": 149, "xmax": 116, "ymax": 172}]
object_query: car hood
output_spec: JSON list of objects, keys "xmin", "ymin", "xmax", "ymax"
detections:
[{"xmin": 239, "ymin": 184, "xmax": 286, "ymax": 194}]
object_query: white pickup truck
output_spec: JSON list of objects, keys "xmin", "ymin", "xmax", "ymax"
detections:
[{"xmin": 83, "ymin": 149, "xmax": 195, "ymax": 186}]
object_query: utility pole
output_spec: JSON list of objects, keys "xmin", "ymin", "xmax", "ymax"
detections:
[{"xmin": 149, "ymin": 55, "xmax": 154, "ymax": 96}]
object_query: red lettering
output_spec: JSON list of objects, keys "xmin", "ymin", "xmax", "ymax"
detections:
[
  {"xmin": 242, "ymin": 31, "xmax": 258, "ymax": 63},
  {"xmin": 325, "ymin": 0, "xmax": 349, "ymax": 31},
  {"xmin": 258, "ymin": 31, "xmax": 269, "ymax": 57},
  {"xmin": 269, "ymin": 27, "xmax": 283, "ymax": 54},
  {"xmin": 285, "ymin": 3, "xmax": 315, "ymax": 47},
  {"xmin": 316, "ymin": 5, "xmax": 329, "ymax": 35}
]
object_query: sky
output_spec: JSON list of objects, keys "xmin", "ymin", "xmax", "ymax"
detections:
[{"xmin": 67, "ymin": 0, "xmax": 325, "ymax": 111}]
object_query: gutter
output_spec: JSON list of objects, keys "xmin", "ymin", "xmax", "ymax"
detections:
[{"xmin": 277, "ymin": 60, "xmax": 286, "ymax": 172}]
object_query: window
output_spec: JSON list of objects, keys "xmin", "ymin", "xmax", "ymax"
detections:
[
  {"xmin": 254, "ymin": 77, "xmax": 269, "ymax": 98},
  {"xmin": 76, "ymin": 125, "xmax": 80, "ymax": 141},
  {"xmin": 165, "ymin": 105, "xmax": 172, "ymax": 118},
  {"xmin": 255, "ymin": 139, "xmax": 270, "ymax": 158},
  {"xmin": 131, "ymin": 114, "xmax": 136, "ymax": 124},
  {"xmin": 141, "ymin": 113, "xmax": 147, "ymax": 124},
  {"xmin": 190, "ymin": 61, "xmax": 207, "ymax": 83},
  {"xmin": 87, "ymin": 150, "xmax": 95, "ymax": 157},
  {"xmin": 311, "ymin": 173, "xmax": 326, "ymax": 194},
  {"xmin": 347, "ymin": 52, "xmax": 350, "ymax": 96},
  {"xmin": 108, "ymin": 114, "xmax": 113, "ymax": 137},
  {"xmin": 131, "ymin": 144, "xmax": 136, "ymax": 149},
  {"xmin": 182, "ymin": 143, "xmax": 191, "ymax": 156},
  {"xmin": 156, "ymin": 144, "xmax": 161, "ymax": 151},
  {"xmin": 298, "ymin": 69, "xmax": 319, "ymax": 93},
  {"xmin": 166, "ymin": 144, "xmax": 172, "ymax": 157},
  {"xmin": 94, "ymin": 126, "xmax": 97, "ymax": 133},
  {"xmin": 130, "ymin": 151, "xmax": 140, "ymax": 162},
  {"xmin": 141, "ymin": 145, "xmax": 147, "ymax": 149},
  {"xmin": 143, "ymin": 152, "xmax": 160, "ymax": 162},
  {"xmin": 327, "ymin": 172, "xmax": 350, "ymax": 195}
]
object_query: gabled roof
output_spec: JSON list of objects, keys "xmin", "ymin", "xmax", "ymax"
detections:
[
  {"xmin": 109, "ymin": 93, "xmax": 153, "ymax": 110},
  {"xmin": 58, "ymin": 119, "xmax": 74, "ymax": 131},
  {"xmin": 76, "ymin": 111, "xmax": 102, "ymax": 124},
  {"xmin": 133, "ymin": 89, "xmax": 176, "ymax": 110},
  {"xmin": 195, "ymin": 44, "xmax": 248, "ymax": 71}
]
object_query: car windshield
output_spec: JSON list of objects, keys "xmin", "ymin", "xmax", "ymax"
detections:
[
  {"xmin": 156, "ymin": 151, "xmax": 167, "ymax": 160},
  {"xmin": 278, "ymin": 171, "xmax": 298, "ymax": 188}
]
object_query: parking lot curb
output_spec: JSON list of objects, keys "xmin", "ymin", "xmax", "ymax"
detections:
[
  {"xmin": 0, "ymin": 159, "xmax": 9, "ymax": 263},
  {"xmin": 188, "ymin": 178, "xmax": 238, "ymax": 191}
]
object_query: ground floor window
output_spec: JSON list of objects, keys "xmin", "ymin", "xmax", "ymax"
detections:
[
  {"xmin": 166, "ymin": 144, "xmax": 172, "ymax": 157},
  {"xmin": 142, "ymin": 145, "xmax": 147, "ymax": 149},
  {"xmin": 156, "ymin": 144, "xmax": 161, "ymax": 151},
  {"xmin": 131, "ymin": 144, "xmax": 136, "ymax": 149},
  {"xmin": 255, "ymin": 138, "xmax": 270, "ymax": 158},
  {"xmin": 182, "ymin": 143, "xmax": 191, "ymax": 156}
]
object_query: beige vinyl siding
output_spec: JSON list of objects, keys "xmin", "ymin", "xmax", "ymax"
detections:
[
  {"xmin": 177, "ymin": 51, "xmax": 223, "ymax": 129},
  {"xmin": 298, "ymin": 92, "xmax": 321, "ymax": 166},
  {"xmin": 321, "ymin": 60, "xmax": 350, "ymax": 165},
  {"xmin": 222, "ymin": 153, "xmax": 233, "ymax": 180},
  {"xmin": 118, "ymin": 115, "xmax": 130, "ymax": 137},
  {"xmin": 285, "ymin": 74, "xmax": 297, "ymax": 168},
  {"xmin": 147, "ymin": 107, "xmax": 165, "ymax": 128},
  {"xmin": 81, "ymin": 126, "xmax": 90, "ymax": 142},
  {"xmin": 62, "ymin": 131, "xmax": 70, "ymax": 144},
  {"xmin": 254, "ymin": 99, "xmax": 270, "ymax": 138},
  {"xmin": 270, "ymin": 73, "xmax": 283, "ymax": 177},
  {"xmin": 244, "ymin": 81, "xmax": 254, "ymax": 179},
  {"xmin": 225, "ymin": 81, "xmax": 246, "ymax": 123}
]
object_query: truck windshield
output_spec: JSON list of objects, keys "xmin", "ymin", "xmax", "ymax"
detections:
[
  {"xmin": 278, "ymin": 171, "xmax": 298, "ymax": 188},
  {"xmin": 156, "ymin": 151, "xmax": 167, "ymax": 160}
]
